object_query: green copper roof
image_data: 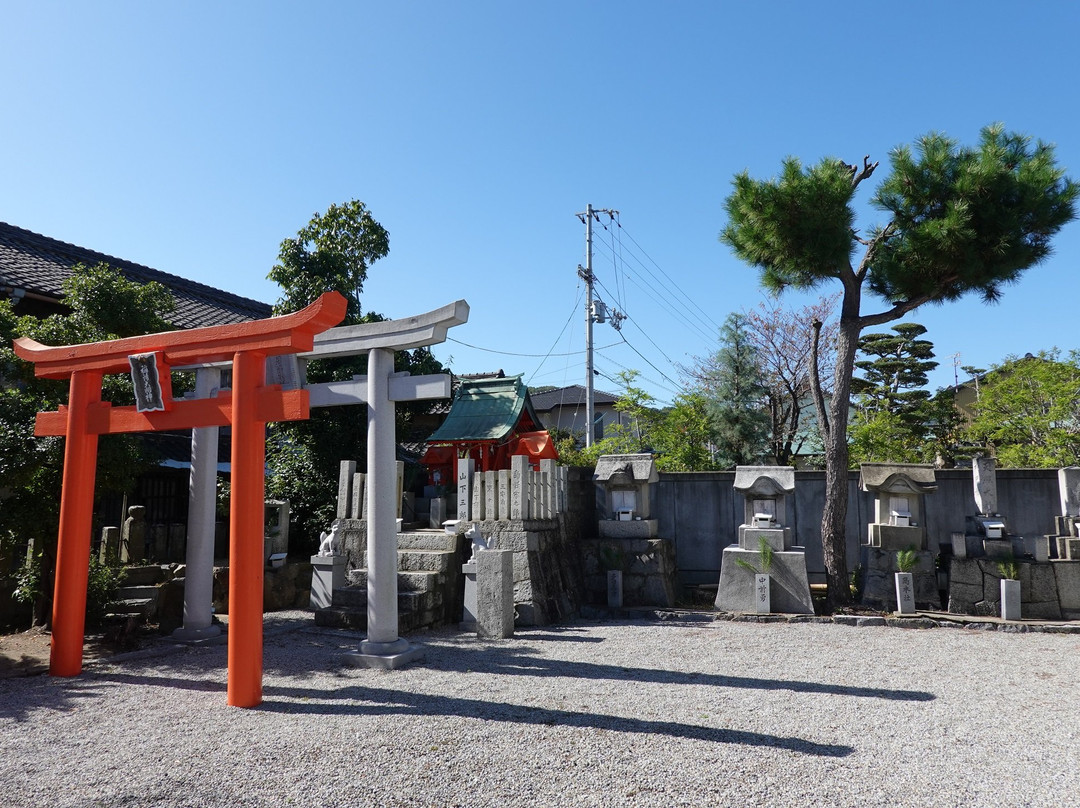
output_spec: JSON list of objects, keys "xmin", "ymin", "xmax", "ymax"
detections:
[{"xmin": 426, "ymin": 375, "xmax": 541, "ymax": 442}]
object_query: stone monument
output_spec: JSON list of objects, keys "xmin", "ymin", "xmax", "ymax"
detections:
[
  {"xmin": 858, "ymin": 463, "xmax": 939, "ymax": 611},
  {"xmin": 714, "ymin": 466, "xmax": 813, "ymax": 614},
  {"xmin": 584, "ymin": 454, "xmax": 676, "ymax": 607}
]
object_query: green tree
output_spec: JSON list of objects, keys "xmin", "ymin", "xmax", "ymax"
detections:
[
  {"xmin": 965, "ymin": 350, "xmax": 1080, "ymax": 467},
  {"xmin": 722, "ymin": 124, "xmax": 1077, "ymax": 607},
  {"xmin": 0, "ymin": 263, "xmax": 175, "ymax": 626},
  {"xmin": 268, "ymin": 199, "xmax": 389, "ymax": 323},
  {"xmin": 849, "ymin": 322, "xmax": 938, "ymax": 463},
  {"xmin": 699, "ymin": 313, "xmax": 770, "ymax": 469},
  {"xmin": 651, "ymin": 391, "xmax": 718, "ymax": 472},
  {"xmin": 265, "ymin": 201, "xmax": 449, "ymax": 548}
]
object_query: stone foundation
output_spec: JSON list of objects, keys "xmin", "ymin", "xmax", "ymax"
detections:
[
  {"xmin": 859, "ymin": 547, "xmax": 939, "ymax": 611},
  {"xmin": 581, "ymin": 538, "xmax": 677, "ymax": 608},
  {"xmin": 714, "ymin": 547, "xmax": 813, "ymax": 614},
  {"xmin": 946, "ymin": 558, "xmax": 1073, "ymax": 620}
]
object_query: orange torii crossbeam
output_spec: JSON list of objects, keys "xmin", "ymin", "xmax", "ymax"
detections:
[{"xmin": 13, "ymin": 292, "xmax": 346, "ymax": 708}]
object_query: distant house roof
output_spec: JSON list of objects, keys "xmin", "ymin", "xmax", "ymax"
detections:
[
  {"xmin": 0, "ymin": 222, "xmax": 272, "ymax": 329},
  {"xmin": 426, "ymin": 375, "xmax": 542, "ymax": 442},
  {"xmin": 530, "ymin": 384, "xmax": 618, "ymax": 412}
]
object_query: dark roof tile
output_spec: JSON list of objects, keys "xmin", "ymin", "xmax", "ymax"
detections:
[{"xmin": 0, "ymin": 222, "xmax": 272, "ymax": 329}]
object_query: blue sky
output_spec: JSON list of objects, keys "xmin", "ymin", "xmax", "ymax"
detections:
[{"xmin": 3, "ymin": 2, "xmax": 1078, "ymax": 405}]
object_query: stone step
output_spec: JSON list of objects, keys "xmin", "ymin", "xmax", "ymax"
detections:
[
  {"xmin": 396, "ymin": 530, "xmax": 459, "ymax": 552},
  {"xmin": 116, "ymin": 585, "xmax": 161, "ymax": 600},
  {"xmin": 314, "ymin": 605, "xmax": 434, "ymax": 634},
  {"xmin": 120, "ymin": 565, "xmax": 168, "ymax": 586},
  {"xmin": 355, "ymin": 549, "xmax": 454, "ymax": 574},
  {"xmin": 346, "ymin": 569, "xmax": 442, "ymax": 593},
  {"xmin": 330, "ymin": 585, "xmax": 429, "ymax": 613},
  {"xmin": 109, "ymin": 597, "xmax": 156, "ymax": 618}
]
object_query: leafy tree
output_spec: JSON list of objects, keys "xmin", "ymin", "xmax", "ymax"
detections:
[
  {"xmin": 651, "ymin": 391, "xmax": 718, "ymax": 472},
  {"xmin": 268, "ymin": 199, "xmax": 389, "ymax": 323},
  {"xmin": 851, "ymin": 323, "xmax": 937, "ymax": 418},
  {"xmin": 265, "ymin": 201, "xmax": 449, "ymax": 549},
  {"xmin": 965, "ymin": 350, "xmax": 1080, "ymax": 467},
  {"xmin": 0, "ymin": 263, "xmax": 175, "ymax": 625},
  {"xmin": 849, "ymin": 322, "xmax": 939, "ymax": 463},
  {"xmin": 721, "ymin": 124, "xmax": 1077, "ymax": 607},
  {"xmin": 698, "ymin": 313, "xmax": 770, "ymax": 469}
]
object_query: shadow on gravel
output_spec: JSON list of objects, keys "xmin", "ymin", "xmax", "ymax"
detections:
[
  {"xmin": 421, "ymin": 646, "xmax": 935, "ymax": 703},
  {"xmin": 259, "ymin": 682, "xmax": 855, "ymax": 758}
]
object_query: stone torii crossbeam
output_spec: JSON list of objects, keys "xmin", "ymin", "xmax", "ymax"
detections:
[{"xmin": 14, "ymin": 292, "xmax": 347, "ymax": 708}]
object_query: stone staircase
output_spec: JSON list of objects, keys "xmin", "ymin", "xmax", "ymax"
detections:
[
  {"xmin": 109, "ymin": 564, "xmax": 168, "ymax": 620},
  {"xmin": 314, "ymin": 528, "xmax": 465, "ymax": 633}
]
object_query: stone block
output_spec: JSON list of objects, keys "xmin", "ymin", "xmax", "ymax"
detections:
[
  {"xmin": 598, "ymin": 519, "xmax": 659, "ymax": 539},
  {"xmin": 714, "ymin": 547, "xmax": 813, "ymax": 614},
  {"xmin": 338, "ymin": 460, "xmax": 357, "ymax": 519},
  {"xmin": 477, "ymin": 549, "xmax": 514, "ymax": 639},
  {"xmin": 869, "ymin": 524, "xmax": 925, "ymax": 551},
  {"xmin": 1066, "ymin": 538, "xmax": 1080, "ymax": 561},
  {"xmin": 983, "ymin": 539, "xmax": 1014, "ymax": 560},
  {"xmin": 950, "ymin": 532, "xmax": 966, "ymax": 559},
  {"xmin": 1024, "ymin": 564, "xmax": 1060, "ymax": 604},
  {"xmin": 1054, "ymin": 561, "xmax": 1080, "ymax": 612},
  {"xmin": 738, "ymin": 526, "xmax": 790, "ymax": 552},
  {"xmin": 1025, "ymin": 535, "xmax": 1050, "ymax": 562},
  {"xmin": 606, "ymin": 570, "xmax": 623, "ymax": 608}
]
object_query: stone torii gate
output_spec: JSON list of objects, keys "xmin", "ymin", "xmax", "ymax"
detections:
[
  {"xmin": 175, "ymin": 300, "xmax": 469, "ymax": 669},
  {"xmin": 14, "ymin": 292, "xmax": 347, "ymax": 708}
]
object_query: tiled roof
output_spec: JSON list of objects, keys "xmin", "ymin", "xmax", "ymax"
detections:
[
  {"xmin": 0, "ymin": 222, "xmax": 272, "ymax": 329},
  {"xmin": 426, "ymin": 375, "xmax": 541, "ymax": 442},
  {"xmin": 530, "ymin": 384, "xmax": 618, "ymax": 411}
]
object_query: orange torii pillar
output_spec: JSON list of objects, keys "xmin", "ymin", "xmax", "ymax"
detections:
[{"xmin": 13, "ymin": 292, "xmax": 346, "ymax": 708}]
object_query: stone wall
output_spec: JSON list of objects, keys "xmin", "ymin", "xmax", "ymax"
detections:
[
  {"xmin": 947, "ymin": 558, "xmax": 1080, "ymax": 620},
  {"xmin": 649, "ymin": 468, "xmax": 1063, "ymax": 590},
  {"xmin": 580, "ymin": 538, "xmax": 676, "ymax": 607}
]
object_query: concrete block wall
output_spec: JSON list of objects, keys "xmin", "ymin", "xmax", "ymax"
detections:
[{"xmin": 591, "ymin": 468, "xmax": 1065, "ymax": 591}]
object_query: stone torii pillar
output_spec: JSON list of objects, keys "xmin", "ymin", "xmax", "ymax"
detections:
[
  {"xmin": 13, "ymin": 292, "xmax": 346, "ymax": 708},
  {"xmin": 171, "ymin": 301, "xmax": 469, "ymax": 664},
  {"xmin": 291, "ymin": 300, "xmax": 469, "ymax": 668}
]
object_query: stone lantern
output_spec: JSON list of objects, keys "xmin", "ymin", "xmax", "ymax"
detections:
[{"xmin": 593, "ymin": 453, "xmax": 659, "ymax": 539}]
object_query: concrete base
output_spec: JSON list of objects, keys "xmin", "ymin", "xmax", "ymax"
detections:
[
  {"xmin": 171, "ymin": 623, "xmax": 222, "ymax": 642},
  {"xmin": 868, "ymin": 523, "xmax": 925, "ymax": 550},
  {"xmin": 738, "ymin": 525, "xmax": 791, "ymax": 552},
  {"xmin": 344, "ymin": 641, "xmax": 426, "ymax": 670},
  {"xmin": 714, "ymin": 546, "xmax": 814, "ymax": 614},
  {"xmin": 598, "ymin": 519, "xmax": 659, "ymax": 539},
  {"xmin": 310, "ymin": 555, "xmax": 346, "ymax": 610}
]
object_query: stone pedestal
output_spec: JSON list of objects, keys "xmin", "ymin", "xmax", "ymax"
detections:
[
  {"xmin": 477, "ymin": 548, "xmax": 514, "ymax": 639},
  {"xmin": 309, "ymin": 554, "xmax": 346, "ymax": 610},
  {"xmin": 460, "ymin": 559, "xmax": 478, "ymax": 630},
  {"xmin": 714, "ymin": 546, "xmax": 814, "ymax": 614},
  {"xmin": 859, "ymin": 547, "xmax": 938, "ymax": 611}
]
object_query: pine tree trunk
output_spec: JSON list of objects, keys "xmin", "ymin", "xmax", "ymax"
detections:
[{"xmin": 821, "ymin": 311, "xmax": 862, "ymax": 608}]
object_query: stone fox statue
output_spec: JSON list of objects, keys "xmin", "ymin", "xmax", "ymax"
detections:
[{"xmin": 318, "ymin": 521, "xmax": 342, "ymax": 557}]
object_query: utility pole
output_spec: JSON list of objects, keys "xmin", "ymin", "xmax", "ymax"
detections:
[{"xmin": 576, "ymin": 204, "xmax": 618, "ymax": 447}]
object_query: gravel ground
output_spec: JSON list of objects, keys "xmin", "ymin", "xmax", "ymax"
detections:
[{"xmin": 1, "ymin": 613, "xmax": 1078, "ymax": 808}]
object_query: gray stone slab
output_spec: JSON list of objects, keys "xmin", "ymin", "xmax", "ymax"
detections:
[
  {"xmin": 477, "ymin": 549, "xmax": 514, "ymax": 638},
  {"xmin": 338, "ymin": 460, "xmax": 357, "ymax": 519},
  {"xmin": 1054, "ymin": 561, "xmax": 1080, "ymax": 611},
  {"xmin": 714, "ymin": 546, "xmax": 813, "ymax": 614},
  {"xmin": 738, "ymin": 526, "xmax": 790, "ymax": 552}
]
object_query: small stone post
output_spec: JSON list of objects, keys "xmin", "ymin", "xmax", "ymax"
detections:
[{"xmin": 477, "ymin": 548, "xmax": 514, "ymax": 639}]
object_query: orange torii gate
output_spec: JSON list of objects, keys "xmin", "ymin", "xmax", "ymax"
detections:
[{"xmin": 13, "ymin": 291, "xmax": 346, "ymax": 708}]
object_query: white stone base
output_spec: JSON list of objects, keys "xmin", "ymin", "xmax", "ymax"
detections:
[
  {"xmin": 171, "ymin": 623, "xmax": 222, "ymax": 642},
  {"xmin": 344, "ymin": 641, "xmax": 426, "ymax": 670}
]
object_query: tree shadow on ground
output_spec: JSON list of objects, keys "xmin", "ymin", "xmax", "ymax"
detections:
[{"xmin": 259, "ymin": 680, "xmax": 857, "ymax": 758}]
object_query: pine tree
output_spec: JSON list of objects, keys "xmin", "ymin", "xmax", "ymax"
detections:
[{"xmin": 722, "ymin": 124, "xmax": 1078, "ymax": 607}]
